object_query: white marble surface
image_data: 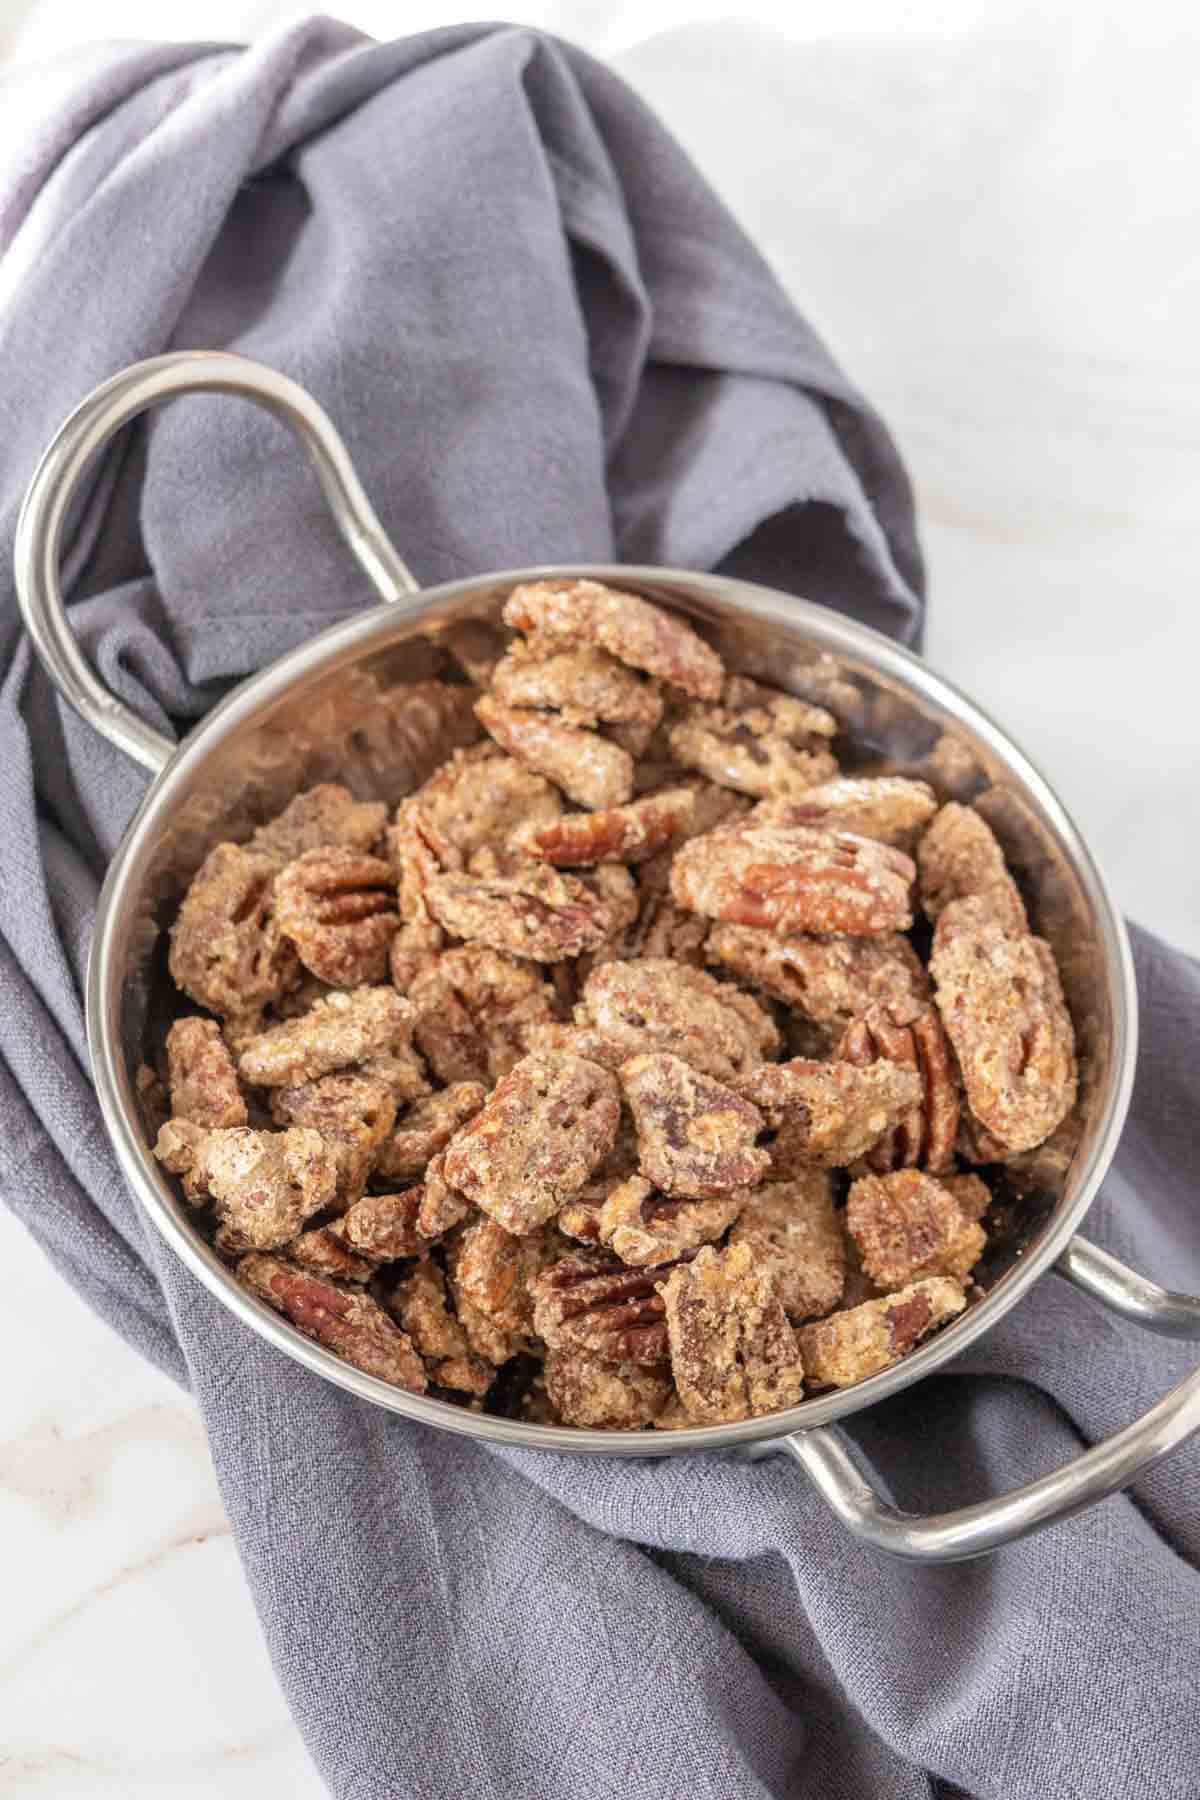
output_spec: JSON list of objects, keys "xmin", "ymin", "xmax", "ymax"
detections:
[{"xmin": 2, "ymin": 4, "xmax": 1200, "ymax": 1794}]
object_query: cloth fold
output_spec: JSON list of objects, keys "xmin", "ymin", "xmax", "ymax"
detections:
[{"xmin": 1, "ymin": 20, "xmax": 1197, "ymax": 1799}]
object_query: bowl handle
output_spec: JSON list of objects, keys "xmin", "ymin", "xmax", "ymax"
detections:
[
  {"xmin": 14, "ymin": 351, "xmax": 420, "ymax": 775},
  {"xmin": 748, "ymin": 1234, "xmax": 1200, "ymax": 1562}
]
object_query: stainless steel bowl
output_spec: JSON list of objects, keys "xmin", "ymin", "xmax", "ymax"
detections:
[{"xmin": 17, "ymin": 351, "xmax": 1200, "ymax": 1561}]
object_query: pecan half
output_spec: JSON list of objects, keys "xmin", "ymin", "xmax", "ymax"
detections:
[
  {"xmin": 705, "ymin": 923, "xmax": 929, "ymax": 1029},
  {"xmin": 502, "ymin": 578, "xmax": 724, "ymax": 700},
  {"xmin": 621, "ymin": 1052, "xmax": 769, "ymax": 1197},
  {"xmin": 543, "ymin": 1346, "xmax": 673, "ymax": 1428},
  {"xmin": 238, "ymin": 987, "xmax": 415, "ymax": 1087},
  {"xmin": 289, "ymin": 1226, "xmax": 376, "ymax": 1283},
  {"xmin": 274, "ymin": 848, "xmax": 398, "ymax": 987},
  {"xmin": 449, "ymin": 1214, "xmax": 557, "ymax": 1338},
  {"xmin": 409, "ymin": 742, "xmax": 562, "ymax": 866},
  {"xmin": 510, "ymin": 787, "xmax": 694, "ymax": 867},
  {"xmin": 268, "ymin": 1072, "xmax": 397, "ymax": 1206},
  {"xmin": 917, "ymin": 803, "xmax": 1028, "ymax": 931},
  {"xmin": 930, "ymin": 896, "xmax": 1077, "ymax": 1153},
  {"xmin": 727, "ymin": 1170, "xmax": 845, "ymax": 1320},
  {"xmin": 657, "ymin": 1242, "xmax": 805, "ymax": 1423},
  {"xmin": 442, "ymin": 1051, "xmax": 621, "ymax": 1234},
  {"xmin": 239, "ymin": 1254, "xmax": 426, "ymax": 1391},
  {"xmin": 739, "ymin": 1058, "xmax": 922, "ymax": 1169},
  {"xmin": 492, "ymin": 642, "xmax": 664, "ymax": 736},
  {"xmin": 671, "ymin": 822, "xmax": 916, "ymax": 937},
  {"xmin": 753, "ymin": 776, "xmax": 937, "ymax": 848},
  {"xmin": 668, "ymin": 675, "xmax": 838, "ymax": 799},
  {"xmin": 845, "ymin": 1170, "xmax": 986, "ymax": 1289},
  {"xmin": 530, "ymin": 1255, "xmax": 672, "ymax": 1365},
  {"xmin": 423, "ymin": 863, "xmax": 625, "ymax": 963},
  {"xmin": 837, "ymin": 1006, "xmax": 960, "ymax": 1173},
  {"xmin": 579, "ymin": 958, "xmax": 778, "ymax": 1084},
  {"xmin": 168, "ymin": 842, "xmax": 298, "ymax": 1018},
  {"xmin": 154, "ymin": 1122, "xmax": 336, "ymax": 1253},
  {"xmin": 389, "ymin": 1258, "xmax": 493, "ymax": 1396},
  {"xmin": 597, "ymin": 1175, "xmax": 747, "ymax": 1267},
  {"xmin": 797, "ymin": 1277, "xmax": 967, "ymax": 1389},
  {"xmin": 409, "ymin": 946, "xmax": 555, "ymax": 1084},
  {"xmin": 475, "ymin": 695, "xmax": 633, "ymax": 811},
  {"xmin": 165, "ymin": 1017, "xmax": 247, "ymax": 1130}
]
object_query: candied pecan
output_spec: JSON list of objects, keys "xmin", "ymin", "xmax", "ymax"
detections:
[
  {"xmin": 657, "ymin": 1242, "xmax": 805, "ymax": 1423},
  {"xmin": 330, "ymin": 1187, "xmax": 425, "ymax": 1261},
  {"xmin": 930, "ymin": 896, "xmax": 1077, "ymax": 1153},
  {"xmin": 740, "ymin": 1058, "xmax": 922, "ymax": 1169},
  {"xmin": 250, "ymin": 784, "xmax": 387, "ymax": 864},
  {"xmin": 531, "ymin": 1255, "xmax": 672, "ymax": 1365},
  {"xmin": 357, "ymin": 1043, "xmax": 432, "ymax": 1105},
  {"xmin": 411, "ymin": 742, "xmax": 562, "ymax": 865},
  {"xmin": 918, "ymin": 803, "xmax": 1028, "ymax": 931},
  {"xmin": 511, "ymin": 787, "xmax": 694, "ymax": 867},
  {"xmin": 492, "ymin": 642, "xmax": 664, "ymax": 736},
  {"xmin": 797, "ymin": 1277, "xmax": 967, "ymax": 1389},
  {"xmin": 728, "ymin": 1170, "xmax": 845, "ymax": 1320},
  {"xmin": 410, "ymin": 946, "xmax": 555, "ymax": 1083},
  {"xmin": 846, "ymin": 1170, "xmax": 986, "ymax": 1290},
  {"xmin": 938, "ymin": 1171, "xmax": 993, "ymax": 1222},
  {"xmin": 166, "ymin": 1017, "xmax": 247, "ymax": 1130},
  {"xmin": 390, "ymin": 1258, "xmax": 492, "ymax": 1396},
  {"xmin": 423, "ymin": 863, "xmax": 623, "ymax": 963},
  {"xmin": 238, "ymin": 987, "xmax": 415, "ymax": 1087},
  {"xmin": 289, "ymin": 1225, "xmax": 376, "ymax": 1282},
  {"xmin": 168, "ymin": 842, "xmax": 297, "ymax": 1018},
  {"xmin": 375, "ymin": 1084, "xmax": 488, "ymax": 1182},
  {"xmin": 449, "ymin": 1280, "xmax": 524, "ymax": 1366},
  {"xmin": 416, "ymin": 1151, "xmax": 473, "ymax": 1237},
  {"xmin": 154, "ymin": 1122, "xmax": 336, "ymax": 1253},
  {"xmin": 543, "ymin": 1346, "xmax": 673, "ymax": 1428},
  {"xmin": 442, "ymin": 1052, "xmax": 620, "ymax": 1234},
  {"xmin": 502, "ymin": 577, "xmax": 723, "ymax": 700},
  {"xmin": 268, "ymin": 1073, "xmax": 396, "ymax": 1207},
  {"xmin": 475, "ymin": 695, "xmax": 633, "ymax": 810},
  {"xmin": 556, "ymin": 1194, "xmax": 604, "ymax": 1243},
  {"xmin": 705, "ymin": 923, "xmax": 929, "ymax": 1030},
  {"xmin": 671, "ymin": 823, "xmax": 916, "ymax": 937},
  {"xmin": 668, "ymin": 675, "xmax": 839, "ymax": 799},
  {"xmin": 621, "ymin": 1053, "xmax": 769, "ymax": 1197},
  {"xmin": 598, "ymin": 1175, "xmax": 746, "ymax": 1267},
  {"xmin": 388, "ymin": 797, "xmax": 455, "ymax": 932},
  {"xmin": 273, "ymin": 848, "xmax": 398, "ymax": 987},
  {"xmin": 238, "ymin": 1254, "xmax": 426, "ymax": 1391},
  {"xmin": 636, "ymin": 778, "xmax": 752, "ymax": 893},
  {"xmin": 753, "ymin": 777, "xmax": 938, "ymax": 848},
  {"xmin": 580, "ymin": 959, "xmax": 778, "ymax": 1084},
  {"xmin": 838, "ymin": 1006, "xmax": 960, "ymax": 1173},
  {"xmin": 449, "ymin": 1214, "xmax": 557, "ymax": 1337},
  {"xmin": 520, "ymin": 1021, "xmax": 631, "ymax": 1072}
]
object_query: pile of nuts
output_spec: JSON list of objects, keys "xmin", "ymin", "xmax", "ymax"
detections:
[{"xmin": 145, "ymin": 578, "xmax": 1077, "ymax": 1429}]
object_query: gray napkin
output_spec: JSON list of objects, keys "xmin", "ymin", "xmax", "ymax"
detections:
[{"xmin": 1, "ymin": 20, "xmax": 1197, "ymax": 1800}]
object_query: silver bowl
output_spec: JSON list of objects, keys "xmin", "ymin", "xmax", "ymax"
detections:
[{"xmin": 17, "ymin": 351, "xmax": 1200, "ymax": 1561}]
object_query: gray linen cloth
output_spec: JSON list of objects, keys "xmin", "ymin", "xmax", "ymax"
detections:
[{"xmin": 1, "ymin": 19, "xmax": 1197, "ymax": 1799}]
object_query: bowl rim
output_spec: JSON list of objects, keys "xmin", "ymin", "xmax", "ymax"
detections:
[{"xmin": 87, "ymin": 564, "xmax": 1139, "ymax": 1454}]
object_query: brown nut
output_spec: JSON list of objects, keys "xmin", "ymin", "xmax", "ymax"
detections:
[
  {"xmin": 753, "ymin": 776, "xmax": 938, "ymax": 848},
  {"xmin": 168, "ymin": 842, "xmax": 298, "ymax": 1018},
  {"xmin": 374, "ymin": 1082, "xmax": 488, "ymax": 1183},
  {"xmin": 705, "ymin": 923, "xmax": 929, "ymax": 1030},
  {"xmin": 930, "ymin": 896, "xmax": 1077, "ymax": 1153},
  {"xmin": 579, "ymin": 958, "xmax": 779, "ymax": 1085},
  {"xmin": 727, "ymin": 1170, "xmax": 845, "ymax": 1321},
  {"xmin": 658, "ymin": 1242, "xmax": 805, "ymax": 1423},
  {"xmin": 837, "ymin": 1006, "xmax": 960, "ymax": 1173},
  {"xmin": 671, "ymin": 822, "xmax": 916, "ymax": 937},
  {"xmin": 739, "ymin": 1058, "xmax": 922, "ymax": 1169},
  {"xmin": 502, "ymin": 577, "xmax": 723, "ymax": 700},
  {"xmin": 165, "ymin": 1017, "xmax": 247, "ymax": 1130},
  {"xmin": 796, "ymin": 1277, "xmax": 967, "ymax": 1389},
  {"xmin": 154, "ymin": 1122, "xmax": 337, "ymax": 1253},
  {"xmin": 917, "ymin": 803, "xmax": 1028, "ymax": 932},
  {"xmin": 621, "ymin": 1052, "xmax": 769, "ymax": 1198},
  {"xmin": 597, "ymin": 1175, "xmax": 747, "ymax": 1267},
  {"xmin": 268, "ymin": 1072, "xmax": 397, "ymax": 1207},
  {"xmin": 442, "ymin": 1051, "xmax": 621, "ymax": 1235},
  {"xmin": 238, "ymin": 1254, "xmax": 426, "ymax": 1391},
  {"xmin": 423, "ymin": 862, "xmax": 627, "ymax": 963},
  {"xmin": 510, "ymin": 787, "xmax": 695, "ymax": 867},
  {"xmin": 238, "ymin": 987, "xmax": 415, "ymax": 1087},
  {"xmin": 530, "ymin": 1255, "xmax": 673, "ymax": 1365},
  {"xmin": 249, "ymin": 784, "xmax": 387, "ymax": 865},
  {"xmin": 273, "ymin": 848, "xmax": 399, "ymax": 987},
  {"xmin": 543, "ymin": 1346, "xmax": 673, "ymax": 1428},
  {"xmin": 845, "ymin": 1169, "xmax": 986, "ymax": 1289},
  {"xmin": 475, "ymin": 694, "xmax": 633, "ymax": 810},
  {"xmin": 409, "ymin": 946, "xmax": 555, "ymax": 1084},
  {"xmin": 492, "ymin": 641, "xmax": 664, "ymax": 735},
  {"xmin": 668, "ymin": 675, "xmax": 838, "ymax": 799}
]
